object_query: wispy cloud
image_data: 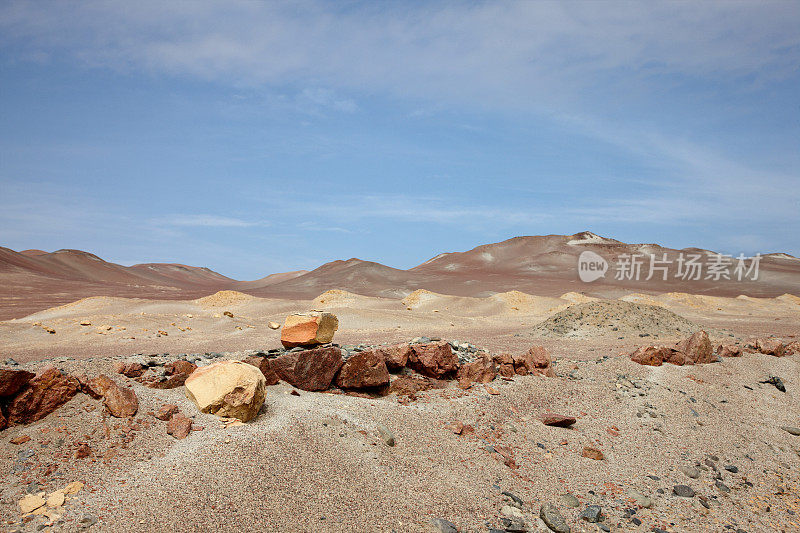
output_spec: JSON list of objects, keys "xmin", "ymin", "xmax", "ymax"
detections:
[{"xmin": 159, "ymin": 214, "xmax": 260, "ymax": 228}]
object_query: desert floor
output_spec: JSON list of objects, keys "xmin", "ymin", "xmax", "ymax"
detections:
[{"xmin": 1, "ymin": 289, "xmax": 799, "ymax": 532}]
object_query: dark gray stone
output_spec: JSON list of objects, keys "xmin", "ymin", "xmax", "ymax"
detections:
[
  {"xmin": 578, "ymin": 505, "xmax": 603, "ymax": 523},
  {"xmin": 673, "ymin": 485, "xmax": 696, "ymax": 497},
  {"xmin": 540, "ymin": 503, "xmax": 570, "ymax": 533}
]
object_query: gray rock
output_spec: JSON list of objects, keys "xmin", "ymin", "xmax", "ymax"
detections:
[
  {"xmin": 501, "ymin": 490, "xmax": 524, "ymax": 507},
  {"xmin": 679, "ymin": 466, "xmax": 701, "ymax": 479},
  {"xmin": 781, "ymin": 426, "xmax": 800, "ymax": 436},
  {"xmin": 377, "ymin": 423, "xmax": 395, "ymax": 446},
  {"xmin": 627, "ymin": 490, "xmax": 652, "ymax": 509},
  {"xmin": 673, "ymin": 485, "xmax": 695, "ymax": 497},
  {"xmin": 578, "ymin": 505, "xmax": 603, "ymax": 523},
  {"xmin": 540, "ymin": 503, "xmax": 570, "ymax": 533},
  {"xmin": 724, "ymin": 465, "xmax": 738, "ymax": 473},
  {"xmin": 715, "ymin": 481, "xmax": 731, "ymax": 493},
  {"xmin": 430, "ymin": 518, "xmax": 458, "ymax": 533},
  {"xmin": 560, "ymin": 494, "xmax": 580, "ymax": 508},
  {"xmin": 79, "ymin": 515, "xmax": 97, "ymax": 529}
]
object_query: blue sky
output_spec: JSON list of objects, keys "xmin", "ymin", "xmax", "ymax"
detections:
[{"xmin": 1, "ymin": 1, "xmax": 798, "ymax": 279}]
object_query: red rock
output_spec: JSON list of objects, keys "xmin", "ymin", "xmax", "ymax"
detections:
[
  {"xmin": 156, "ymin": 404, "xmax": 180, "ymax": 421},
  {"xmin": 90, "ymin": 375, "xmax": 139, "ymax": 418},
  {"xmin": 271, "ymin": 346, "xmax": 344, "ymax": 391},
  {"xmin": 144, "ymin": 372, "xmax": 191, "ymax": 389},
  {"xmin": 113, "ymin": 362, "xmax": 145, "ymax": 378},
  {"xmin": 10, "ymin": 434, "xmax": 31, "ymax": 444},
  {"xmin": 664, "ymin": 349, "xmax": 688, "ymax": 366},
  {"xmin": 675, "ymin": 331, "xmax": 715, "ymax": 364},
  {"xmin": 166, "ymin": 413, "xmax": 192, "ymax": 439},
  {"xmin": 516, "ymin": 346, "xmax": 555, "ymax": 377},
  {"xmin": 785, "ymin": 341, "xmax": 800, "ymax": 356},
  {"xmin": 335, "ymin": 350, "xmax": 390, "ymax": 389},
  {"xmin": 582, "ymin": 446, "xmax": 604, "ymax": 460},
  {"xmin": 387, "ymin": 375, "xmax": 445, "ymax": 397},
  {"xmin": 755, "ymin": 338, "xmax": 785, "ymax": 357},
  {"xmin": 373, "ymin": 344, "xmax": 413, "ymax": 370},
  {"xmin": 165, "ymin": 360, "xmax": 197, "ymax": 376},
  {"xmin": 630, "ymin": 345, "xmax": 665, "ymax": 366},
  {"xmin": 242, "ymin": 356, "xmax": 280, "ymax": 386},
  {"xmin": 75, "ymin": 443, "xmax": 92, "ymax": 459},
  {"xmin": 0, "ymin": 368, "xmax": 35, "ymax": 397},
  {"xmin": 540, "ymin": 413, "xmax": 577, "ymax": 427},
  {"xmin": 456, "ymin": 355, "xmax": 498, "ymax": 388},
  {"xmin": 717, "ymin": 344, "xmax": 742, "ymax": 358},
  {"xmin": 0, "ymin": 410, "xmax": 6, "ymax": 431},
  {"xmin": 407, "ymin": 342, "xmax": 458, "ymax": 378},
  {"xmin": 7, "ymin": 366, "xmax": 79, "ymax": 425}
]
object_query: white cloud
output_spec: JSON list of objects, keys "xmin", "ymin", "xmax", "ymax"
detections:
[{"xmin": 159, "ymin": 214, "xmax": 259, "ymax": 228}]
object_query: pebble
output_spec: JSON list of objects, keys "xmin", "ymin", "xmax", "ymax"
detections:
[
  {"xmin": 780, "ymin": 426, "xmax": 800, "ymax": 436},
  {"xmin": 715, "ymin": 481, "xmax": 731, "ymax": 493},
  {"xmin": 430, "ymin": 518, "xmax": 458, "ymax": 533},
  {"xmin": 578, "ymin": 505, "xmax": 603, "ymax": 523},
  {"xmin": 79, "ymin": 515, "xmax": 97, "ymax": 529},
  {"xmin": 561, "ymin": 494, "xmax": 580, "ymax": 508},
  {"xmin": 501, "ymin": 491, "xmax": 524, "ymax": 507},
  {"xmin": 673, "ymin": 485, "xmax": 696, "ymax": 497},
  {"xmin": 540, "ymin": 503, "xmax": 570, "ymax": 533},
  {"xmin": 627, "ymin": 490, "xmax": 652, "ymax": 508},
  {"xmin": 376, "ymin": 423, "xmax": 395, "ymax": 446},
  {"xmin": 680, "ymin": 466, "xmax": 701, "ymax": 479},
  {"xmin": 724, "ymin": 465, "xmax": 738, "ymax": 473}
]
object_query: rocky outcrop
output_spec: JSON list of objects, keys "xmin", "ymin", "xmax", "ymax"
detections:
[
  {"xmin": 335, "ymin": 350, "xmax": 390, "ymax": 389},
  {"xmin": 185, "ymin": 361, "xmax": 267, "ymax": 422},
  {"xmin": 0, "ymin": 368, "xmax": 36, "ymax": 397},
  {"xmin": 456, "ymin": 355, "xmax": 497, "ymax": 388},
  {"xmin": 373, "ymin": 344, "xmax": 412, "ymax": 370},
  {"xmin": 242, "ymin": 355, "xmax": 280, "ymax": 386},
  {"xmin": 280, "ymin": 312, "xmax": 339, "ymax": 348},
  {"xmin": 407, "ymin": 342, "xmax": 458, "ymax": 378},
  {"xmin": 7, "ymin": 366, "xmax": 79, "ymax": 425},
  {"xmin": 272, "ymin": 346, "xmax": 344, "ymax": 391}
]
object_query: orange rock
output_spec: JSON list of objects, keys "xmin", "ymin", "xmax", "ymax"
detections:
[
  {"xmin": 280, "ymin": 312, "xmax": 338, "ymax": 348},
  {"xmin": 271, "ymin": 346, "xmax": 344, "ymax": 391},
  {"xmin": 582, "ymin": 446, "xmax": 604, "ymax": 460},
  {"xmin": 675, "ymin": 331, "xmax": 715, "ymax": 364},
  {"xmin": 10, "ymin": 434, "xmax": 31, "ymax": 444}
]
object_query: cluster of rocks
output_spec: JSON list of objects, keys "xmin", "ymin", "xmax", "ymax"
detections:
[{"xmin": 629, "ymin": 331, "xmax": 799, "ymax": 367}]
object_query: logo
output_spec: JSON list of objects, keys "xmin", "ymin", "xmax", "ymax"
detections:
[{"xmin": 578, "ymin": 250, "xmax": 608, "ymax": 282}]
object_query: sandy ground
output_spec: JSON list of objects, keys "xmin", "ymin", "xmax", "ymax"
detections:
[{"xmin": 1, "ymin": 289, "xmax": 799, "ymax": 532}]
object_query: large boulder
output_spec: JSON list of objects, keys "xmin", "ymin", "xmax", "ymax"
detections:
[
  {"xmin": 755, "ymin": 338, "xmax": 785, "ymax": 357},
  {"xmin": 407, "ymin": 342, "xmax": 458, "ymax": 378},
  {"xmin": 90, "ymin": 375, "xmax": 139, "ymax": 418},
  {"xmin": 0, "ymin": 368, "xmax": 36, "ymax": 397},
  {"xmin": 280, "ymin": 312, "xmax": 339, "ymax": 348},
  {"xmin": 373, "ymin": 344, "xmax": 413, "ymax": 370},
  {"xmin": 456, "ymin": 355, "xmax": 498, "ymax": 388},
  {"xmin": 7, "ymin": 366, "xmax": 79, "ymax": 425},
  {"xmin": 185, "ymin": 361, "xmax": 267, "ymax": 422},
  {"xmin": 675, "ymin": 331, "xmax": 715, "ymax": 364},
  {"xmin": 717, "ymin": 344, "xmax": 742, "ymax": 358},
  {"xmin": 271, "ymin": 346, "xmax": 344, "ymax": 391},
  {"xmin": 630, "ymin": 345, "xmax": 672, "ymax": 366},
  {"xmin": 242, "ymin": 356, "xmax": 280, "ymax": 386},
  {"xmin": 335, "ymin": 350, "xmax": 390, "ymax": 389},
  {"xmin": 516, "ymin": 346, "xmax": 555, "ymax": 377}
]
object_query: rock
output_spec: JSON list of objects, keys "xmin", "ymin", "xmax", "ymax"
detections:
[
  {"xmin": 755, "ymin": 338, "xmax": 785, "ymax": 357},
  {"xmin": 493, "ymin": 353, "xmax": 516, "ymax": 378},
  {"xmin": 144, "ymin": 373, "xmax": 190, "ymax": 389},
  {"xmin": 717, "ymin": 344, "xmax": 742, "ymax": 358},
  {"xmin": 388, "ymin": 375, "xmax": 444, "ymax": 397},
  {"xmin": 0, "ymin": 410, "xmax": 6, "ymax": 431},
  {"xmin": 407, "ymin": 342, "xmax": 458, "ymax": 378},
  {"xmin": 10, "ymin": 434, "xmax": 31, "ymax": 444},
  {"xmin": 376, "ymin": 423, "xmax": 395, "ymax": 446},
  {"xmin": 19, "ymin": 493, "xmax": 46, "ymax": 514},
  {"xmin": 581, "ymin": 446, "xmax": 604, "ymax": 460},
  {"xmin": 761, "ymin": 376, "xmax": 786, "ymax": 392},
  {"xmin": 780, "ymin": 426, "xmax": 800, "ymax": 436},
  {"xmin": 223, "ymin": 311, "xmax": 234, "ymax": 318},
  {"xmin": 280, "ymin": 311, "xmax": 339, "ymax": 348},
  {"xmin": 675, "ymin": 331, "xmax": 715, "ymax": 364},
  {"xmin": 785, "ymin": 341, "xmax": 800, "ymax": 355},
  {"xmin": 374, "ymin": 344, "xmax": 413, "ymax": 370},
  {"xmin": 336, "ymin": 350, "xmax": 390, "ymax": 389},
  {"xmin": 501, "ymin": 491, "xmax": 525, "ymax": 507},
  {"xmin": 46, "ymin": 490, "xmax": 65, "ymax": 508},
  {"xmin": 673, "ymin": 485, "xmax": 696, "ymax": 497},
  {"xmin": 79, "ymin": 515, "xmax": 97, "ymax": 528},
  {"xmin": 90, "ymin": 375, "xmax": 139, "ymax": 418},
  {"xmin": 680, "ymin": 466, "xmax": 701, "ymax": 479},
  {"xmin": 112, "ymin": 362, "xmax": 145, "ymax": 378},
  {"xmin": 271, "ymin": 346, "xmax": 344, "ymax": 391},
  {"xmin": 516, "ymin": 346, "xmax": 555, "ymax": 377},
  {"xmin": 724, "ymin": 465, "xmax": 738, "ymax": 473},
  {"xmin": 540, "ymin": 413, "xmax": 577, "ymax": 428},
  {"xmin": 561, "ymin": 494, "xmax": 580, "ymax": 508},
  {"xmin": 242, "ymin": 356, "xmax": 280, "ymax": 386},
  {"xmin": 268, "ymin": 321, "xmax": 281, "ymax": 330},
  {"xmin": 74, "ymin": 443, "xmax": 92, "ymax": 459},
  {"xmin": 166, "ymin": 413, "xmax": 192, "ymax": 439},
  {"xmin": 579, "ymin": 505, "xmax": 603, "ymax": 523},
  {"xmin": 0, "ymin": 368, "xmax": 36, "ymax": 397},
  {"xmin": 456, "ymin": 354, "xmax": 497, "ymax": 388},
  {"xmin": 185, "ymin": 361, "xmax": 267, "ymax": 421},
  {"xmin": 430, "ymin": 518, "xmax": 459, "ymax": 533},
  {"xmin": 155, "ymin": 404, "xmax": 180, "ymax": 421},
  {"xmin": 165, "ymin": 360, "xmax": 197, "ymax": 376},
  {"xmin": 7, "ymin": 366, "xmax": 80, "ymax": 425},
  {"xmin": 630, "ymin": 345, "xmax": 672, "ymax": 366},
  {"xmin": 627, "ymin": 490, "xmax": 652, "ymax": 508},
  {"xmin": 540, "ymin": 503, "xmax": 570, "ymax": 533}
]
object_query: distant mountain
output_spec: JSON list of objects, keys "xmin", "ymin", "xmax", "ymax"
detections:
[{"xmin": 1, "ymin": 232, "xmax": 798, "ymax": 319}]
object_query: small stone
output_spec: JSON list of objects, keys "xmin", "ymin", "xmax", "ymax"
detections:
[
  {"xmin": 561, "ymin": 494, "xmax": 580, "ymax": 508},
  {"xmin": 540, "ymin": 503, "xmax": 570, "ymax": 533},
  {"xmin": 74, "ymin": 443, "xmax": 92, "ymax": 459},
  {"xmin": 501, "ymin": 491, "xmax": 524, "ymax": 507},
  {"xmin": 10, "ymin": 435, "xmax": 31, "ymax": 445},
  {"xmin": 377, "ymin": 423, "xmax": 395, "ymax": 446},
  {"xmin": 167, "ymin": 413, "xmax": 192, "ymax": 439},
  {"xmin": 680, "ymin": 466, "xmax": 701, "ymax": 479},
  {"xmin": 430, "ymin": 517, "xmax": 458, "ymax": 533},
  {"xmin": 581, "ymin": 446, "xmax": 604, "ymax": 460},
  {"xmin": 673, "ymin": 485, "xmax": 695, "ymax": 497},
  {"xmin": 79, "ymin": 515, "xmax": 97, "ymax": 529},
  {"xmin": 19, "ymin": 493, "xmax": 46, "ymax": 514},
  {"xmin": 724, "ymin": 465, "xmax": 738, "ymax": 473},
  {"xmin": 268, "ymin": 321, "xmax": 280, "ymax": 330},
  {"xmin": 628, "ymin": 490, "xmax": 652, "ymax": 508},
  {"xmin": 579, "ymin": 505, "xmax": 603, "ymax": 523},
  {"xmin": 540, "ymin": 413, "xmax": 577, "ymax": 428},
  {"xmin": 781, "ymin": 426, "xmax": 800, "ymax": 436},
  {"xmin": 155, "ymin": 404, "xmax": 180, "ymax": 421},
  {"xmin": 46, "ymin": 490, "xmax": 65, "ymax": 508},
  {"xmin": 715, "ymin": 481, "xmax": 731, "ymax": 493}
]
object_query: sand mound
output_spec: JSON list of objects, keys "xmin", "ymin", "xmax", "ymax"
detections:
[
  {"xmin": 489, "ymin": 291, "xmax": 564, "ymax": 314},
  {"xmin": 195, "ymin": 290, "xmax": 255, "ymax": 308},
  {"xmin": 619, "ymin": 293, "xmax": 665, "ymax": 307},
  {"xmin": 777, "ymin": 293, "xmax": 800, "ymax": 306},
  {"xmin": 560, "ymin": 292, "xmax": 598, "ymax": 305},
  {"xmin": 530, "ymin": 299, "xmax": 701, "ymax": 338},
  {"xmin": 401, "ymin": 289, "xmax": 443, "ymax": 308},
  {"xmin": 313, "ymin": 289, "xmax": 364, "ymax": 307}
]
